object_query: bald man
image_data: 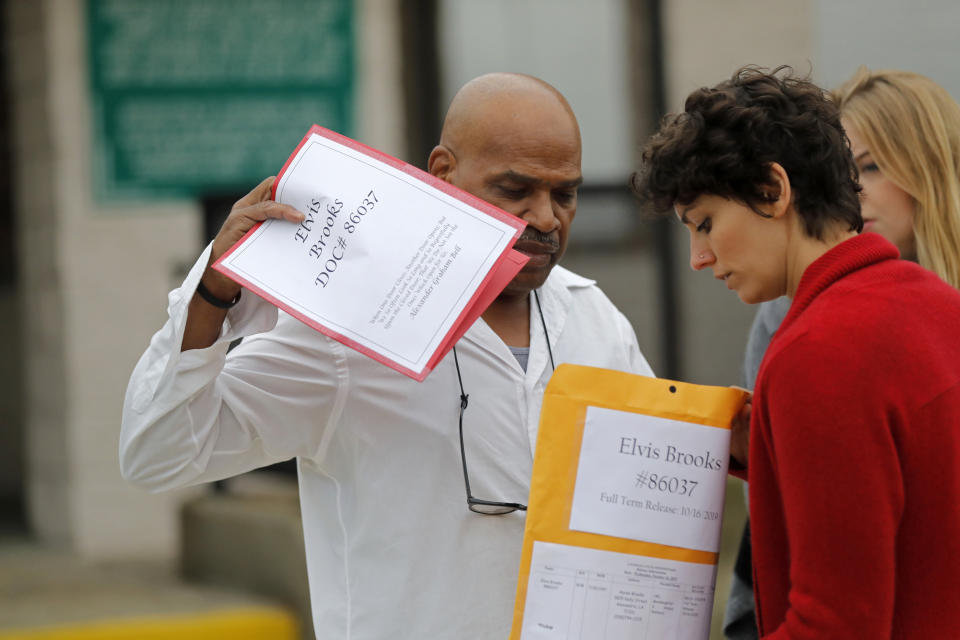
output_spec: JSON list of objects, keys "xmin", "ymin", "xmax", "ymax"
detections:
[{"xmin": 121, "ymin": 73, "xmax": 653, "ymax": 638}]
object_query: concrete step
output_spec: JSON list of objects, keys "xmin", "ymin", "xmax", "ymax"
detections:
[
  {"xmin": 0, "ymin": 539, "xmax": 299, "ymax": 640},
  {"xmin": 180, "ymin": 474, "xmax": 313, "ymax": 640}
]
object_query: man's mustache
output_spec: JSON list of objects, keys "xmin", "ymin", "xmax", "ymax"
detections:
[{"xmin": 517, "ymin": 228, "xmax": 560, "ymax": 249}]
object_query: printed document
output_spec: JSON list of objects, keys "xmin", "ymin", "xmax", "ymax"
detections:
[{"xmin": 214, "ymin": 126, "xmax": 527, "ymax": 380}]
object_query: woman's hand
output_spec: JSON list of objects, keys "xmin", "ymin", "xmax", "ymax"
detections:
[{"xmin": 730, "ymin": 387, "xmax": 752, "ymax": 469}]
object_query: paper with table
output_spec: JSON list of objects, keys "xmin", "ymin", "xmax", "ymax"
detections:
[
  {"xmin": 214, "ymin": 125, "xmax": 528, "ymax": 381},
  {"xmin": 511, "ymin": 364, "xmax": 748, "ymax": 640}
]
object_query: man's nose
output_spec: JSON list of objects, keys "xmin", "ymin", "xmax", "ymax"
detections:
[{"xmin": 521, "ymin": 192, "xmax": 560, "ymax": 232}]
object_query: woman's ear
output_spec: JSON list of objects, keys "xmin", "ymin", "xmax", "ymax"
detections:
[{"xmin": 763, "ymin": 162, "xmax": 792, "ymax": 219}]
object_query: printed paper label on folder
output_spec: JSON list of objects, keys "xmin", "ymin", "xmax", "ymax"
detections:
[
  {"xmin": 214, "ymin": 125, "xmax": 528, "ymax": 381},
  {"xmin": 569, "ymin": 406, "xmax": 730, "ymax": 552},
  {"xmin": 522, "ymin": 542, "xmax": 715, "ymax": 639}
]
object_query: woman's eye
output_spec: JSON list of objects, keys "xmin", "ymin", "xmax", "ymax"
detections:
[
  {"xmin": 861, "ymin": 162, "xmax": 880, "ymax": 173},
  {"xmin": 696, "ymin": 217, "xmax": 712, "ymax": 233}
]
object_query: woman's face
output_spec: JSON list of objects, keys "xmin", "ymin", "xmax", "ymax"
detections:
[
  {"xmin": 677, "ymin": 194, "xmax": 788, "ymax": 304},
  {"xmin": 844, "ymin": 122, "xmax": 917, "ymax": 260}
]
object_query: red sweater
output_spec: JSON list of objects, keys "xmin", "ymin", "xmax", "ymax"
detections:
[{"xmin": 749, "ymin": 233, "xmax": 960, "ymax": 639}]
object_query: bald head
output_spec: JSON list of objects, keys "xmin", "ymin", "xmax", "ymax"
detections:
[
  {"xmin": 439, "ymin": 73, "xmax": 580, "ymax": 154},
  {"xmin": 428, "ymin": 73, "xmax": 583, "ymax": 300}
]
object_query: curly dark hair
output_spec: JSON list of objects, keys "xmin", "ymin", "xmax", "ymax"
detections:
[{"xmin": 631, "ymin": 66, "xmax": 862, "ymax": 239}]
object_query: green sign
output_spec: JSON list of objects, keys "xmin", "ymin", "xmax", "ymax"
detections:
[{"xmin": 88, "ymin": 0, "xmax": 354, "ymax": 200}]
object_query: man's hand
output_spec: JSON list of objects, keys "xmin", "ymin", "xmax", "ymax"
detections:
[
  {"xmin": 202, "ymin": 176, "xmax": 306, "ymax": 301},
  {"xmin": 182, "ymin": 177, "xmax": 304, "ymax": 351},
  {"xmin": 730, "ymin": 387, "xmax": 752, "ymax": 469}
]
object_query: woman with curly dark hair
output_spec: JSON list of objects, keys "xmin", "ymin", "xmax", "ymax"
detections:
[{"xmin": 633, "ymin": 66, "xmax": 960, "ymax": 638}]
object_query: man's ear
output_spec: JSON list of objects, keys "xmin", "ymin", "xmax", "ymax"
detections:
[
  {"xmin": 763, "ymin": 162, "xmax": 792, "ymax": 219},
  {"xmin": 428, "ymin": 144, "xmax": 455, "ymax": 182}
]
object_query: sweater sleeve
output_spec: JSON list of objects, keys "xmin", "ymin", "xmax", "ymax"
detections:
[{"xmin": 759, "ymin": 336, "xmax": 903, "ymax": 639}]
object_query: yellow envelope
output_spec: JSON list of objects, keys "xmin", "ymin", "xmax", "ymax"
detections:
[{"xmin": 510, "ymin": 364, "xmax": 747, "ymax": 639}]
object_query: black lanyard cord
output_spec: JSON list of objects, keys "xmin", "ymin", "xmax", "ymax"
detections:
[
  {"xmin": 454, "ymin": 289, "xmax": 554, "ymax": 402},
  {"xmin": 533, "ymin": 289, "xmax": 555, "ymax": 370}
]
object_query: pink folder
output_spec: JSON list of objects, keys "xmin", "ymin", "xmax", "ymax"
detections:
[{"xmin": 214, "ymin": 125, "xmax": 529, "ymax": 381}]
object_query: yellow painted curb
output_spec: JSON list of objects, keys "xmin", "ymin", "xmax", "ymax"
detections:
[{"xmin": 0, "ymin": 607, "xmax": 299, "ymax": 640}]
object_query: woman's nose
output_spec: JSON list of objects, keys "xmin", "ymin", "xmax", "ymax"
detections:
[{"xmin": 690, "ymin": 241, "xmax": 715, "ymax": 271}]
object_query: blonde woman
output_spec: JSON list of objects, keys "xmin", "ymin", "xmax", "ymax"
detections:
[{"xmin": 833, "ymin": 67, "xmax": 960, "ymax": 286}]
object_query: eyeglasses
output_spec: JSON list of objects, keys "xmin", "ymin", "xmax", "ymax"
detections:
[
  {"xmin": 454, "ymin": 347, "xmax": 528, "ymax": 515},
  {"xmin": 453, "ymin": 290, "xmax": 554, "ymax": 515}
]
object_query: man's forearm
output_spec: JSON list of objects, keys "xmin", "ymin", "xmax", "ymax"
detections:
[{"xmin": 181, "ymin": 267, "xmax": 239, "ymax": 352}]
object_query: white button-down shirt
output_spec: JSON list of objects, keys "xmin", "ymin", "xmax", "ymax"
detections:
[{"xmin": 121, "ymin": 245, "xmax": 653, "ymax": 639}]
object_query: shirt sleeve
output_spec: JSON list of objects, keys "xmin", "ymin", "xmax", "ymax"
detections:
[
  {"xmin": 120, "ymin": 244, "xmax": 349, "ymax": 491},
  {"xmin": 742, "ymin": 297, "xmax": 790, "ymax": 389},
  {"xmin": 760, "ymin": 337, "xmax": 902, "ymax": 639}
]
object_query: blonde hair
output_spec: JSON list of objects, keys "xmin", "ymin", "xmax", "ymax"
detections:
[{"xmin": 832, "ymin": 67, "xmax": 960, "ymax": 289}]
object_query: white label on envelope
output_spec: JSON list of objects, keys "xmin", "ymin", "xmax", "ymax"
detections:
[{"xmin": 569, "ymin": 406, "xmax": 730, "ymax": 552}]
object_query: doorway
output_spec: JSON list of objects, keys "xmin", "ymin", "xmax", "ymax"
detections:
[{"xmin": 0, "ymin": 0, "xmax": 26, "ymax": 536}]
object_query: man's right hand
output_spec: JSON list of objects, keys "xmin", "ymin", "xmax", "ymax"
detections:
[
  {"xmin": 202, "ymin": 176, "xmax": 306, "ymax": 301},
  {"xmin": 181, "ymin": 177, "xmax": 305, "ymax": 351}
]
